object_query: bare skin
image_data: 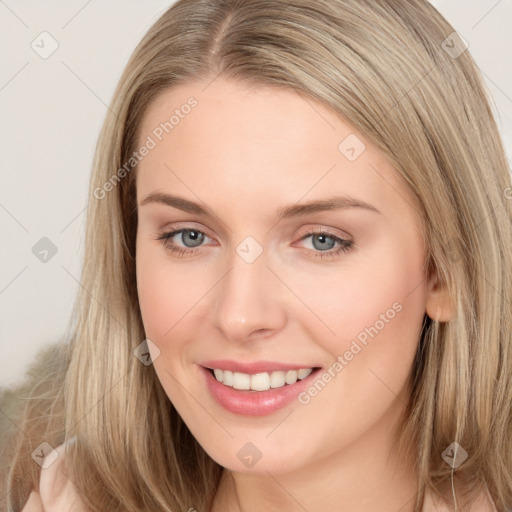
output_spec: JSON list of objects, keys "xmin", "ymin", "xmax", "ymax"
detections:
[{"xmin": 134, "ymin": 77, "xmax": 493, "ymax": 512}]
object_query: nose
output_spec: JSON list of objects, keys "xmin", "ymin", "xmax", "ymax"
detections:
[{"xmin": 212, "ymin": 244, "xmax": 287, "ymax": 343}]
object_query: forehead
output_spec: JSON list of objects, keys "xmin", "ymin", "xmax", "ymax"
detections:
[
  {"xmin": 135, "ymin": 78, "xmax": 419, "ymax": 221},
  {"xmin": 138, "ymin": 78, "xmax": 345, "ymax": 161}
]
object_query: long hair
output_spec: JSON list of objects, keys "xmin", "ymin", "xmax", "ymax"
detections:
[{"xmin": 3, "ymin": 1, "xmax": 512, "ymax": 510}]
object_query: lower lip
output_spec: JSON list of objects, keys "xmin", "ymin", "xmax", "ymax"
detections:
[{"xmin": 199, "ymin": 366, "xmax": 321, "ymax": 416}]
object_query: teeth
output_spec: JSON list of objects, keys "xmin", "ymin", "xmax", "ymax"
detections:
[
  {"xmin": 251, "ymin": 372, "xmax": 270, "ymax": 391},
  {"xmin": 270, "ymin": 371, "xmax": 285, "ymax": 388},
  {"xmin": 223, "ymin": 370, "xmax": 233, "ymax": 386},
  {"xmin": 298, "ymin": 368, "xmax": 313, "ymax": 379},
  {"xmin": 232, "ymin": 372, "xmax": 251, "ymax": 390},
  {"xmin": 285, "ymin": 370, "xmax": 298, "ymax": 384},
  {"xmin": 212, "ymin": 368, "xmax": 314, "ymax": 391}
]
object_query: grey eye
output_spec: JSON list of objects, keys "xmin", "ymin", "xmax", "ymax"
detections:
[
  {"xmin": 311, "ymin": 234, "xmax": 337, "ymax": 251},
  {"xmin": 180, "ymin": 230, "xmax": 205, "ymax": 248}
]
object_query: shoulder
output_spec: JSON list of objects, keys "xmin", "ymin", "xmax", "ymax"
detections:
[{"xmin": 22, "ymin": 438, "xmax": 90, "ymax": 512}]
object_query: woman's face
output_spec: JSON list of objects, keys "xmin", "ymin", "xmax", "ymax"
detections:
[{"xmin": 135, "ymin": 78, "xmax": 447, "ymax": 475}]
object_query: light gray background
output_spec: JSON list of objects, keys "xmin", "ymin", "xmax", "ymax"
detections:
[{"xmin": 1, "ymin": 0, "xmax": 511, "ymax": 387}]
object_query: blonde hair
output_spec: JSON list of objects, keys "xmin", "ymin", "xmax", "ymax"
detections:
[{"xmin": 3, "ymin": 0, "xmax": 512, "ymax": 510}]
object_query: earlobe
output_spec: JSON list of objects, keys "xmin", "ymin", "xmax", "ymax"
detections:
[{"xmin": 425, "ymin": 273, "xmax": 455, "ymax": 322}]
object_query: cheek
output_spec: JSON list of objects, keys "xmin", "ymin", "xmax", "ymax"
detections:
[
  {"xmin": 136, "ymin": 242, "xmax": 211, "ymax": 341},
  {"xmin": 135, "ymin": 243, "xmax": 207, "ymax": 404},
  {"xmin": 136, "ymin": 249, "xmax": 173, "ymax": 340},
  {"xmin": 286, "ymin": 229, "xmax": 428, "ymax": 370},
  {"xmin": 274, "ymin": 236, "xmax": 428, "ymax": 455}
]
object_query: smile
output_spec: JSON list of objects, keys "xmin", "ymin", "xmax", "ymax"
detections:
[
  {"xmin": 199, "ymin": 363, "xmax": 323, "ymax": 416},
  {"xmin": 211, "ymin": 368, "xmax": 314, "ymax": 391}
]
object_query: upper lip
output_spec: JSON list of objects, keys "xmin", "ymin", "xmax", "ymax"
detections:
[{"xmin": 201, "ymin": 359, "xmax": 321, "ymax": 374}]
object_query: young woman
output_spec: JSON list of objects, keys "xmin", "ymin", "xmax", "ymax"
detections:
[{"xmin": 3, "ymin": 0, "xmax": 511, "ymax": 511}]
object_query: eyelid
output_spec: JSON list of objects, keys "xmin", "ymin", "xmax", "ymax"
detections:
[
  {"xmin": 295, "ymin": 225, "xmax": 352, "ymax": 242},
  {"xmin": 159, "ymin": 221, "xmax": 216, "ymax": 240}
]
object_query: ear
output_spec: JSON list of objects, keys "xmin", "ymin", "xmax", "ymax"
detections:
[{"xmin": 425, "ymin": 271, "xmax": 455, "ymax": 322}]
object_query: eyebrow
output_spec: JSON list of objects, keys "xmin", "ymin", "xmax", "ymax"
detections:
[{"xmin": 140, "ymin": 192, "xmax": 381, "ymax": 219}]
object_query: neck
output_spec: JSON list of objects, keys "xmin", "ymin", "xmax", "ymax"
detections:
[{"xmin": 211, "ymin": 403, "xmax": 418, "ymax": 512}]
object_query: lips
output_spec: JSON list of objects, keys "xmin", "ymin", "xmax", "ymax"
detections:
[{"xmin": 198, "ymin": 361, "xmax": 323, "ymax": 416}]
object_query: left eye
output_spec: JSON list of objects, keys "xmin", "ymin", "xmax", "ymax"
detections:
[
  {"xmin": 296, "ymin": 231, "xmax": 353, "ymax": 258},
  {"xmin": 302, "ymin": 233, "xmax": 338, "ymax": 251}
]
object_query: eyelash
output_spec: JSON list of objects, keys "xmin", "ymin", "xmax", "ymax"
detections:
[{"xmin": 156, "ymin": 228, "xmax": 354, "ymax": 260}]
